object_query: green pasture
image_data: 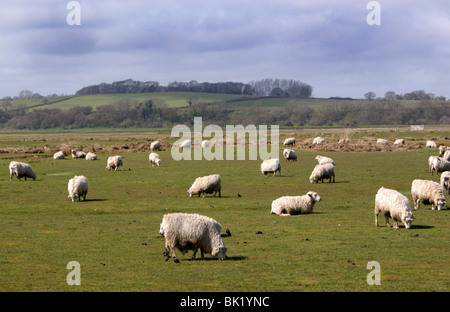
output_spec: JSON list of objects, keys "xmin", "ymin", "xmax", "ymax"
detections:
[{"xmin": 0, "ymin": 131, "xmax": 448, "ymax": 292}]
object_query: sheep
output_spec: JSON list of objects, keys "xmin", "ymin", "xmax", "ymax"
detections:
[
  {"xmin": 283, "ymin": 137, "xmax": 296, "ymax": 146},
  {"xmin": 85, "ymin": 152, "xmax": 97, "ymax": 160},
  {"xmin": 428, "ymin": 156, "xmax": 439, "ymax": 174},
  {"xmin": 53, "ymin": 151, "xmax": 65, "ymax": 159},
  {"xmin": 440, "ymin": 171, "xmax": 450, "ymax": 195},
  {"xmin": 67, "ymin": 175, "xmax": 88, "ymax": 202},
  {"xmin": 260, "ymin": 158, "xmax": 281, "ymax": 177},
  {"xmin": 439, "ymin": 145, "xmax": 450, "ymax": 156},
  {"xmin": 187, "ymin": 174, "xmax": 221, "ymax": 198},
  {"xmin": 338, "ymin": 138, "xmax": 350, "ymax": 144},
  {"xmin": 309, "ymin": 163, "xmax": 335, "ymax": 183},
  {"xmin": 376, "ymin": 138, "xmax": 389, "ymax": 145},
  {"xmin": 411, "ymin": 179, "xmax": 446, "ymax": 211},
  {"xmin": 435, "ymin": 158, "xmax": 450, "ymax": 175},
  {"xmin": 180, "ymin": 139, "xmax": 191, "ymax": 150},
  {"xmin": 71, "ymin": 149, "xmax": 86, "ymax": 158},
  {"xmin": 374, "ymin": 187, "xmax": 414, "ymax": 229},
  {"xmin": 394, "ymin": 139, "xmax": 405, "ymax": 146},
  {"xmin": 159, "ymin": 213, "xmax": 227, "ymax": 263},
  {"xmin": 312, "ymin": 136, "xmax": 325, "ymax": 145},
  {"xmin": 201, "ymin": 140, "xmax": 210, "ymax": 148},
  {"xmin": 426, "ymin": 140, "xmax": 437, "ymax": 148},
  {"xmin": 283, "ymin": 149, "xmax": 297, "ymax": 162},
  {"xmin": 271, "ymin": 191, "xmax": 322, "ymax": 216},
  {"xmin": 106, "ymin": 155, "xmax": 123, "ymax": 171},
  {"xmin": 9, "ymin": 161, "xmax": 36, "ymax": 181},
  {"xmin": 149, "ymin": 152, "xmax": 161, "ymax": 167},
  {"xmin": 443, "ymin": 150, "xmax": 450, "ymax": 161},
  {"xmin": 150, "ymin": 141, "xmax": 161, "ymax": 152},
  {"xmin": 315, "ymin": 155, "xmax": 335, "ymax": 165}
]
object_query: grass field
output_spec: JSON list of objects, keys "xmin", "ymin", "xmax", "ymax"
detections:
[{"xmin": 0, "ymin": 128, "xmax": 449, "ymax": 292}]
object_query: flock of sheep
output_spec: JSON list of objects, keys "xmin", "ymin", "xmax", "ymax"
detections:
[{"xmin": 7, "ymin": 135, "xmax": 449, "ymax": 263}]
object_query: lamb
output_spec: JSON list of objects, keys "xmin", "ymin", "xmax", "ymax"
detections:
[
  {"xmin": 376, "ymin": 138, "xmax": 389, "ymax": 145},
  {"xmin": 271, "ymin": 191, "xmax": 322, "ymax": 216},
  {"xmin": 312, "ymin": 136, "xmax": 325, "ymax": 145},
  {"xmin": 374, "ymin": 187, "xmax": 414, "ymax": 229},
  {"xmin": 149, "ymin": 152, "xmax": 161, "ymax": 167},
  {"xmin": 188, "ymin": 174, "xmax": 221, "ymax": 197},
  {"xmin": 283, "ymin": 149, "xmax": 297, "ymax": 162},
  {"xmin": 440, "ymin": 171, "xmax": 450, "ymax": 195},
  {"xmin": 283, "ymin": 137, "xmax": 295, "ymax": 146},
  {"xmin": 309, "ymin": 163, "xmax": 335, "ymax": 183},
  {"xmin": 260, "ymin": 158, "xmax": 281, "ymax": 177},
  {"xmin": 426, "ymin": 140, "xmax": 437, "ymax": 148},
  {"xmin": 71, "ymin": 149, "xmax": 86, "ymax": 158},
  {"xmin": 150, "ymin": 141, "xmax": 161, "ymax": 152},
  {"xmin": 85, "ymin": 152, "xmax": 97, "ymax": 160},
  {"xmin": 67, "ymin": 175, "xmax": 88, "ymax": 202},
  {"xmin": 106, "ymin": 155, "xmax": 123, "ymax": 171},
  {"xmin": 9, "ymin": 161, "xmax": 37, "ymax": 181},
  {"xmin": 315, "ymin": 155, "xmax": 335, "ymax": 165},
  {"xmin": 411, "ymin": 179, "xmax": 446, "ymax": 211},
  {"xmin": 53, "ymin": 151, "xmax": 65, "ymax": 159},
  {"xmin": 159, "ymin": 213, "xmax": 227, "ymax": 263}
]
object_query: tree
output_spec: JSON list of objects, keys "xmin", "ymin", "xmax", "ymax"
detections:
[
  {"xmin": 364, "ymin": 91, "xmax": 376, "ymax": 100},
  {"xmin": 384, "ymin": 91, "xmax": 396, "ymax": 101},
  {"xmin": 1, "ymin": 98, "xmax": 12, "ymax": 112}
]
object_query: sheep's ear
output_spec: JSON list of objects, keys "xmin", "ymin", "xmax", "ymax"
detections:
[{"xmin": 307, "ymin": 192, "xmax": 313, "ymax": 197}]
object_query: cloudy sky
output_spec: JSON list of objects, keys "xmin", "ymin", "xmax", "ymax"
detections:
[{"xmin": 0, "ymin": 0, "xmax": 449, "ymax": 99}]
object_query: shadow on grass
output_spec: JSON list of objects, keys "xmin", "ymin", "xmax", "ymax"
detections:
[
  {"xmin": 410, "ymin": 224, "xmax": 434, "ymax": 230},
  {"xmin": 187, "ymin": 256, "xmax": 247, "ymax": 262}
]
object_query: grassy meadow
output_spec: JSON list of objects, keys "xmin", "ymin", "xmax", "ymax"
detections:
[{"xmin": 0, "ymin": 129, "xmax": 449, "ymax": 292}]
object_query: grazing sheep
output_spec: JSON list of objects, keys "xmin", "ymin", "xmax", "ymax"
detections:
[
  {"xmin": 67, "ymin": 175, "xmax": 88, "ymax": 202},
  {"xmin": 283, "ymin": 149, "xmax": 297, "ymax": 162},
  {"xmin": 85, "ymin": 152, "xmax": 97, "ymax": 160},
  {"xmin": 106, "ymin": 155, "xmax": 123, "ymax": 171},
  {"xmin": 312, "ymin": 137, "xmax": 325, "ymax": 145},
  {"xmin": 428, "ymin": 156, "xmax": 440, "ymax": 174},
  {"xmin": 338, "ymin": 138, "xmax": 350, "ymax": 144},
  {"xmin": 260, "ymin": 158, "xmax": 281, "ymax": 177},
  {"xmin": 201, "ymin": 140, "xmax": 210, "ymax": 148},
  {"xmin": 435, "ymin": 158, "xmax": 450, "ymax": 175},
  {"xmin": 309, "ymin": 163, "xmax": 335, "ymax": 183},
  {"xmin": 315, "ymin": 155, "xmax": 335, "ymax": 165},
  {"xmin": 188, "ymin": 174, "xmax": 221, "ymax": 198},
  {"xmin": 53, "ymin": 151, "xmax": 65, "ymax": 159},
  {"xmin": 411, "ymin": 179, "xmax": 446, "ymax": 211},
  {"xmin": 394, "ymin": 139, "xmax": 405, "ymax": 145},
  {"xmin": 374, "ymin": 187, "xmax": 414, "ymax": 229},
  {"xmin": 9, "ymin": 161, "xmax": 36, "ymax": 181},
  {"xmin": 71, "ymin": 149, "xmax": 86, "ymax": 158},
  {"xmin": 439, "ymin": 145, "xmax": 450, "ymax": 156},
  {"xmin": 150, "ymin": 141, "xmax": 161, "ymax": 152},
  {"xmin": 440, "ymin": 171, "xmax": 450, "ymax": 195},
  {"xmin": 443, "ymin": 150, "xmax": 450, "ymax": 161},
  {"xmin": 283, "ymin": 137, "xmax": 296, "ymax": 146},
  {"xmin": 377, "ymin": 138, "xmax": 389, "ymax": 145},
  {"xmin": 271, "ymin": 191, "xmax": 322, "ymax": 216},
  {"xmin": 149, "ymin": 152, "xmax": 161, "ymax": 167},
  {"xmin": 159, "ymin": 213, "xmax": 227, "ymax": 263},
  {"xmin": 180, "ymin": 139, "xmax": 191, "ymax": 150},
  {"xmin": 426, "ymin": 140, "xmax": 437, "ymax": 148}
]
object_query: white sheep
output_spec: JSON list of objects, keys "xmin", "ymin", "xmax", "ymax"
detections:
[
  {"xmin": 150, "ymin": 141, "xmax": 161, "ymax": 152},
  {"xmin": 309, "ymin": 163, "xmax": 335, "ymax": 183},
  {"xmin": 394, "ymin": 139, "xmax": 405, "ymax": 145},
  {"xmin": 283, "ymin": 137, "xmax": 296, "ymax": 146},
  {"xmin": 338, "ymin": 138, "xmax": 350, "ymax": 144},
  {"xmin": 376, "ymin": 138, "xmax": 389, "ymax": 145},
  {"xmin": 312, "ymin": 136, "xmax": 325, "ymax": 145},
  {"xmin": 283, "ymin": 149, "xmax": 297, "ymax": 162},
  {"xmin": 67, "ymin": 175, "xmax": 88, "ymax": 202},
  {"xmin": 443, "ymin": 150, "xmax": 450, "ymax": 161},
  {"xmin": 187, "ymin": 174, "xmax": 221, "ymax": 197},
  {"xmin": 85, "ymin": 152, "xmax": 97, "ymax": 160},
  {"xmin": 315, "ymin": 155, "xmax": 335, "ymax": 165},
  {"xmin": 159, "ymin": 213, "xmax": 227, "ymax": 263},
  {"xmin": 440, "ymin": 171, "xmax": 450, "ymax": 195},
  {"xmin": 426, "ymin": 140, "xmax": 437, "ymax": 148},
  {"xmin": 260, "ymin": 158, "xmax": 281, "ymax": 177},
  {"xmin": 9, "ymin": 161, "xmax": 37, "ymax": 181},
  {"xmin": 428, "ymin": 156, "xmax": 439, "ymax": 174},
  {"xmin": 201, "ymin": 140, "xmax": 210, "ymax": 148},
  {"xmin": 374, "ymin": 187, "xmax": 414, "ymax": 229},
  {"xmin": 53, "ymin": 151, "xmax": 65, "ymax": 159},
  {"xmin": 180, "ymin": 139, "xmax": 191, "ymax": 150},
  {"xmin": 271, "ymin": 191, "xmax": 322, "ymax": 216},
  {"xmin": 439, "ymin": 145, "xmax": 450, "ymax": 156},
  {"xmin": 411, "ymin": 179, "xmax": 446, "ymax": 211},
  {"xmin": 106, "ymin": 155, "xmax": 123, "ymax": 171},
  {"xmin": 434, "ymin": 158, "xmax": 450, "ymax": 175},
  {"xmin": 71, "ymin": 149, "xmax": 86, "ymax": 158},
  {"xmin": 149, "ymin": 152, "xmax": 161, "ymax": 167}
]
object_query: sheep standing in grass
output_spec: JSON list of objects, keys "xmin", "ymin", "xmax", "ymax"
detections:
[
  {"xmin": 439, "ymin": 145, "xmax": 450, "ymax": 157},
  {"xmin": 374, "ymin": 187, "xmax": 414, "ymax": 229},
  {"xmin": 309, "ymin": 163, "xmax": 335, "ymax": 183},
  {"xmin": 53, "ymin": 151, "xmax": 65, "ymax": 159},
  {"xmin": 71, "ymin": 150, "xmax": 86, "ymax": 158},
  {"xmin": 426, "ymin": 140, "xmax": 437, "ymax": 148},
  {"xmin": 435, "ymin": 158, "xmax": 450, "ymax": 175},
  {"xmin": 377, "ymin": 138, "xmax": 389, "ymax": 145},
  {"xmin": 312, "ymin": 137, "xmax": 325, "ymax": 145},
  {"xmin": 180, "ymin": 139, "xmax": 191, "ymax": 150},
  {"xmin": 67, "ymin": 175, "xmax": 88, "ymax": 202},
  {"xmin": 394, "ymin": 139, "xmax": 405, "ymax": 146},
  {"xmin": 149, "ymin": 152, "xmax": 161, "ymax": 167},
  {"xmin": 315, "ymin": 155, "xmax": 335, "ymax": 165},
  {"xmin": 188, "ymin": 174, "xmax": 221, "ymax": 197},
  {"xmin": 201, "ymin": 140, "xmax": 210, "ymax": 148},
  {"xmin": 106, "ymin": 155, "xmax": 123, "ymax": 171},
  {"xmin": 159, "ymin": 213, "xmax": 227, "ymax": 263},
  {"xmin": 283, "ymin": 149, "xmax": 297, "ymax": 162},
  {"xmin": 150, "ymin": 141, "xmax": 161, "ymax": 152},
  {"xmin": 428, "ymin": 156, "xmax": 439, "ymax": 174},
  {"xmin": 440, "ymin": 171, "xmax": 450, "ymax": 195},
  {"xmin": 283, "ymin": 137, "xmax": 295, "ymax": 146},
  {"xmin": 411, "ymin": 179, "xmax": 446, "ymax": 211},
  {"xmin": 271, "ymin": 191, "xmax": 322, "ymax": 216},
  {"xmin": 85, "ymin": 152, "xmax": 97, "ymax": 160},
  {"xmin": 9, "ymin": 161, "xmax": 36, "ymax": 181},
  {"xmin": 261, "ymin": 158, "xmax": 281, "ymax": 177}
]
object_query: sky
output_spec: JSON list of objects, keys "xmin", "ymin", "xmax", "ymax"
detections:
[{"xmin": 0, "ymin": 0, "xmax": 449, "ymax": 99}]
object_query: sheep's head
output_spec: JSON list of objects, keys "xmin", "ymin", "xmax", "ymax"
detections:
[
  {"xmin": 402, "ymin": 211, "xmax": 414, "ymax": 229},
  {"xmin": 436, "ymin": 198, "xmax": 446, "ymax": 211},
  {"xmin": 307, "ymin": 191, "xmax": 322, "ymax": 202},
  {"xmin": 68, "ymin": 194, "xmax": 78, "ymax": 202},
  {"xmin": 212, "ymin": 243, "xmax": 227, "ymax": 260}
]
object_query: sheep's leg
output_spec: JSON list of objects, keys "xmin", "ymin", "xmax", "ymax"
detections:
[
  {"xmin": 170, "ymin": 246, "xmax": 179, "ymax": 263},
  {"xmin": 384, "ymin": 215, "xmax": 391, "ymax": 227},
  {"xmin": 192, "ymin": 248, "xmax": 198, "ymax": 260},
  {"xmin": 374, "ymin": 212, "xmax": 379, "ymax": 227},
  {"xmin": 200, "ymin": 248, "xmax": 205, "ymax": 260},
  {"xmin": 392, "ymin": 220, "xmax": 399, "ymax": 229},
  {"xmin": 164, "ymin": 246, "xmax": 170, "ymax": 261}
]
